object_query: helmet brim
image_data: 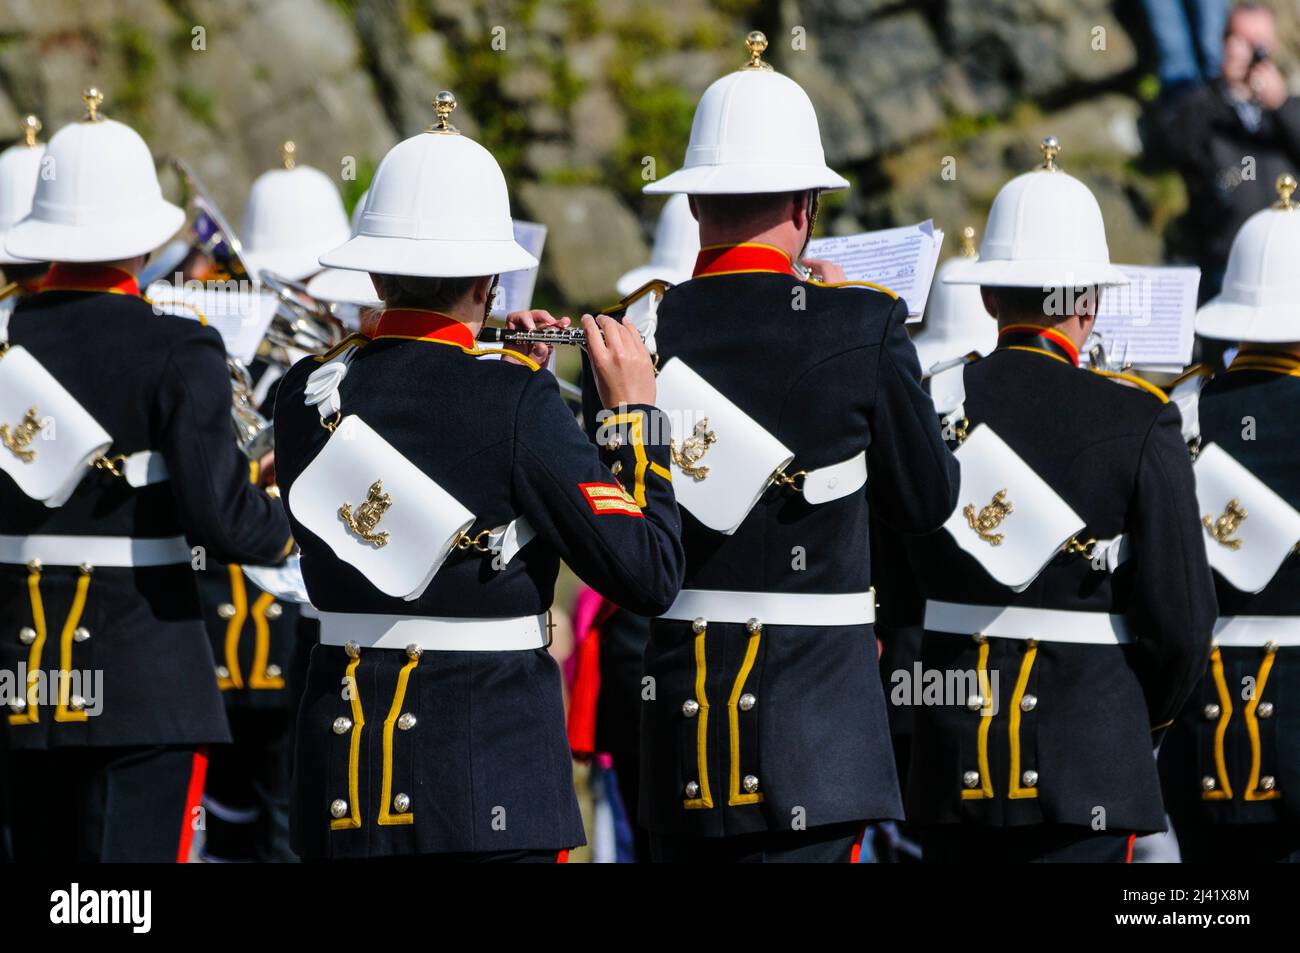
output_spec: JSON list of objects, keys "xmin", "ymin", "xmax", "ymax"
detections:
[{"xmin": 319, "ymin": 234, "xmax": 539, "ymax": 278}]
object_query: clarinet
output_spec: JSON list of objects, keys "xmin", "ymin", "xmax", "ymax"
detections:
[{"xmin": 477, "ymin": 326, "xmax": 592, "ymax": 347}]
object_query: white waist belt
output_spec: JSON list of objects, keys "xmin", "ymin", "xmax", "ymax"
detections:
[
  {"xmin": 660, "ymin": 589, "xmax": 876, "ymax": 627},
  {"xmin": 1213, "ymin": 616, "xmax": 1300, "ymax": 648},
  {"xmin": 318, "ymin": 611, "xmax": 550, "ymax": 652},
  {"xmin": 0, "ymin": 533, "xmax": 191, "ymax": 567},
  {"xmin": 925, "ymin": 600, "xmax": 1132, "ymax": 645}
]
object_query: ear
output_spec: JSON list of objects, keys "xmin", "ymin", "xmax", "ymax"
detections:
[
  {"xmin": 792, "ymin": 191, "xmax": 811, "ymax": 232},
  {"xmin": 979, "ymin": 287, "xmax": 999, "ymax": 320}
]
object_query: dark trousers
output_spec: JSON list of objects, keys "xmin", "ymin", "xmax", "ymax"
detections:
[
  {"xmin": 310, "ymin": 850, "xmax": 569, "ymax": 864},
  {"xmin": 201, "ymin": 708, "xmax": 295, "ymax": 863},
  {"xmin": 1175, "ymin": 823, "xmax": 1300, "ymax": 863},
  {"xmin": 650, "ymin": 821, "xmax": 863, "ymax": 863},
  {"xmin": 920, "ymin": 824, "xmax": 1133, "ymax": 863},
  {"xmin": 3, "ymin": 745, "xmax": 206, "ymax": 862}
]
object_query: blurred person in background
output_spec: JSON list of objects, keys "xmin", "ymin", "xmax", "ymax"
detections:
[
  {"xmin": 1142, "ymin": 0, "xmax": 1229, "ymax": 99},
  {"xmin": 1158, "ymin": 2, "xmax": 1300, "ymax": 303}
]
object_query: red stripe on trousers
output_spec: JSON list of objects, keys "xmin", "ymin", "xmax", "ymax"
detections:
[
  {"xmin": 1125, "ymin": 832, "xmax": 1136, "ymax": 864},
  {"xmin": 556, "ymin": 850, "xmax": 569, "ymax": 863},
  {"xmin": 176, "ymin": 747, "xmax": 209, "ymax": 863}
]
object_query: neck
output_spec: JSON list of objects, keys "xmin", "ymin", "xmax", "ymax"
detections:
[
  {"xmin": 697, "ymin": 223, "xmax": 804, "ymax": 264},
  {"xmin": 997, "ymin": 317, "xmax": 1090, "ymax": 351}
]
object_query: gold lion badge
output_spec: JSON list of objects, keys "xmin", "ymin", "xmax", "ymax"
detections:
[
  {"xmin": 1203, "ymin": 498, "xmax": 1247, "ymax": 550},
  {"xmin": 965, "ymin": 489, "xmax": 1013, "ymax": 546},
  {"xmin": 671, "ymin": 418, "xmax": 717, "ymax": 481},
  {"xmin": 0, "ymin": 406, "xmax": 42, "ymax": 463},
  {"xmin": 339, "ymin": 479, "xmax": 392, "ymax": 547}
]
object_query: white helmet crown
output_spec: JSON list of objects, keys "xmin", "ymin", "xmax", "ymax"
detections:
[
  {"xmin": 0, "ymin": 115, "xmax": 46, "ymax": 265},
  {"xmin": 945, "ymin": 138, "xmax": 1127, "ymax": 289},
  {"xmin": 5, "ymin": 89, "xmax": 184, "ymax": 263},
  {"xmin": 1197, "ymin": 174, "xmax": 1300, "ymax": 343},
  {"xmin": 242, "ymin": 140, "xmax": 352, "ymax": 282},
  {"xmin": 644, "ymin": 32, "xmax": 848, "ymax": 196},
  {"xmin": 320, "ymin": 91, "xmax": 537, "ymax": 278}
]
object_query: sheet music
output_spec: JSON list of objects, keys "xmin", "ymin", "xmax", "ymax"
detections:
[
  {"xmin": 492, "ymin": 220, "xmax": 548, "ymax": 317},
  {"xmin": 1091, "ymin": 265, "xmax": 1201, "ymax": 372},
  {"xmin": 806, "ymin": 220, "xmax": 945, "ymax": 320},
  {"xmin": 145, "ymin": 281, "xmax": 280, "ymax": 364}
]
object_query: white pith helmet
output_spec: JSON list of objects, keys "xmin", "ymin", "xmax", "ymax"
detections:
[
  {"xmin": 944, "ymin": 137, "xmax": 1128, "ymax": 289},
  {"xmin": 5, "ymin": 89, "xmax": 184, "ymax": 263},
  {"xmin": 0, "ymin": 115, "xmax": 46, "ymax": 265},
  {"xmin": 242, "ymin": 140, "xmax": 351, "ymax": 282},
  {"xmin": 616, "ymin": 194, "xmax": 700, "ymax": 295},
  {"xmin": 912, "ymin": 226, "xmax": 997, "ymax": 371},
  {"xmin": 306, "ymin": 189, "xmax": 382, "ymax": 306},
  {"xmin": 320, "ymin": 91, "xmax": 537, "ymax": 278},
  {"xmin": 1197, "ymin": 174, "xmax": 1300, "ymax": 343},
  {"xmin": 643, "ymin": 32, "xmax": 848, "ymax": 196}
]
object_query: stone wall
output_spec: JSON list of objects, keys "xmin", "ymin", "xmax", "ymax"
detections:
[{"xmin": 1, "ymin": 0, "xmax": 1294, "ymax": 307}]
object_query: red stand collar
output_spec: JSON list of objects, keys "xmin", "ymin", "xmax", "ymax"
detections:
[
  {"xmin": 40, "ymin": 264, "xmax": 141, "ymax": 298},
  {"xmin": 371, "ymin": 309, "xmax": 476, "ymax": 350},
  {"xmin": 693, "ymin": 243, "xmax": 798, "ymax": 279}
]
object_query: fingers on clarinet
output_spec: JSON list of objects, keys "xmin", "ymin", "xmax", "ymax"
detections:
[{"xmin": 582, "ymin": 314, "xmax": 605, "ymax": 359}]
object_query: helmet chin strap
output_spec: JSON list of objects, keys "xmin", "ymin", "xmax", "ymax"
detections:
[
  {"xmin": 484, "ymin": 275, "xmax": 501, "ymax": 322},
  {"xmin": 796, "ymin": 190, "xmax": 820, "ymax": 269}
]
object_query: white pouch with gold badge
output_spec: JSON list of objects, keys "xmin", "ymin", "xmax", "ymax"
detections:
[
  {"xmin": 0, "ymin": 343, "xmax": 112, "ymax": 507},
  {"xmin": 654, "ymin": 357, "xmax": 794, "ymax": 535},
  {"xmin": 1193, "ymin": 442, "xmax": 1300, "ymax": 593},
  {"xmin": 288, "ymin": 355, "xmax": 475, "ymax": 601},
  {"xmin": 944, "ymin": 424, "xmax": 1086, "ymax": 591}
]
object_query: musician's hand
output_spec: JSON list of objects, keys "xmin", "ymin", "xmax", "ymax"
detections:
[
  {"xmin": 585, "ymin": 313, "xmax": 655, "ymax": 409},
  {"xmin": 257, "ymin": 451, "xmax": 277, "ymax": 491},
  {"xmin": 798, "ymin": 257, "xmax": 846, "ymax": 284},
  {"xmin": 503, "ymin": 309, "xmax": 570, "ymax": 367}
]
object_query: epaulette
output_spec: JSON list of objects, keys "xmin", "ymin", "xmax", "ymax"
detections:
[
  {"xmin": 807, "ymin": 279, "xmax": 899, "ymax": 300},
  {"xmin": 1089, "ymin": 368, "xmax": 1169, "ymax": 403},
  {"xmin": 1170, "ymin": 362, "xmax": 1214, "ymax": 387},
  {"xmin": 313, "ymin": 332, "xmax": 371, "ymax": 363}
]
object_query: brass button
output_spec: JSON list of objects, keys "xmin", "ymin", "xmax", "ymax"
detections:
[
  {"xmin": 1265, "ymin": 640, "xmax": 1279, "ymax": 654},
  {"xmin": 1201, "ymin": 776, "xmax": 1217, "ymax": 792},
  {"xmin": 681, "ymin": 698, "xmax": 700, "ymax": 717},
  {"xmin": 610, "ymin": 461, "xmax": 623, "ymax": 476},
  {"xmin": 9, "ymin": 698, "xmax": 26, "ymax": 714},
  {"xmin": 742, "ymin": 774, "xmax": 760, "ymax": 794},
  {"xmin": 265, "ymin": 602, "xmax": 283, "ymax": 620},
  {"xmin": 1020, "ymin": 694, "xmax": 1037, "ymax": 712},
  {"xmin": 215, "ymin": 665, "xmax": 230, "ymax": 679},
  {"xmin": 745, "ymin": 618, "xmax": 761, "ymax": 633},
  {"xmin": 17, "ymin": 627, "xmax": 35, "ymax": 645},
  {"xmin": 691, "ymin": 617, "xmax": 707, "ymax": 634},
  {"xmin": 738, "ymin": 693, "xmax": 756, "ymax": 711},
  {"xmin": 70, "ymin": 695, "xmax": 85, "ymax": 711},
  {"xmin": 684, "ymin": 781, "xmax": 700, "ymax": 799},
  {"xmin": 607, "ymin": 433, "xmax": 622, "ymax": 450},
  {"xmin": 1203, "ymin": 703, "xmax": 1221, "ymax": 720},
  {"xmin": 972, "ymin": 633, "xmax": 987, "ymax": 644},
  {"xmin": 966, "ymin": 695, "xmax": 984, "ymax": 711},
  {"xmin": 1260, "ymin": 775, "xmax": 1277, "ymax": 792},
  {"xmin": 26, "ymin": 559, "xmax": 41, "ymax": 572},
  {"xmin": 217, "ymin": 603, "xmax": 237, "ymax": 619},
  {"xmin": 392, "ymin": 793, "xmax": 411, "ymax": 813},
  {"xmin": 265, "ymin": 664, "xmax": 282, "ymax": 678},
  {"xmin": 73, "ymin": 626, "xmax": 90, "ymax": 643},
  {"xmin": 1021, "ymin": 770, "xmax": 1038, "ymax": 787},
  {"xmin": 405, "ymin": 643, "xmax": 422, "ymax": 660},
  {"xmin": 962, "ymin": 770, "xmax": 980, "ymax": 789},
  {"xmin": 397, "ymin": 712, "xmax": 417, "ymax": 730},
  {"xmin": 332, "ymin": 716, "xmax": 352, "ymax": 735},
  {"xmin": 330, "ymin": 799, "xmax": 349, "ymax": 819},
  {"xmin": 344, "ymin": 640, "xmax": 360, "ymax": 659},
  {"xmin": 1257, "ymin": 701, "xmax": 1275, "ymax": 719}
]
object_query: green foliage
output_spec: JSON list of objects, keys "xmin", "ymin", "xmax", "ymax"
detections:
[
  {"xmin": 113, "ymin": 21, "xmax": 159, "ymax": 132},
  {"xmin": 176, "ymin": 84, "xmax": 218, "ymax": 127},
  {"xmin": 341, "ymin": 156, "xmax": 377, "ymax": 216}
]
